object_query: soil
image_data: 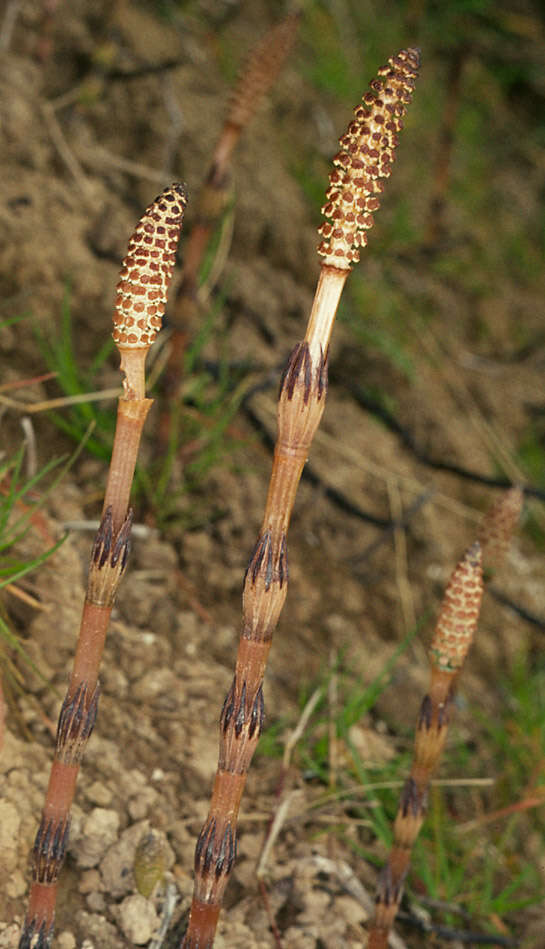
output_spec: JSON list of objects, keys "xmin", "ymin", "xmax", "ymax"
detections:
[{"xmin": 1, "ymin": 3, "xmax": 544, "ymax": 949}]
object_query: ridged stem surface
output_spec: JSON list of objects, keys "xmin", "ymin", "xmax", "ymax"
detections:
[
  {"xmin": 181, "ymin": 49, "xmax": 420, "ymax": 947},
  {"xmin": 181, "ymin": 335, "xmax": 328, "ymax": 947},
  {"xmin": 304, "ymin": 266, "xmax": 348, "ymax": 363},
  {"xmin": 103, "ymin": 399, "xmax": 151, "ymax": 531},
  {"xmin": 367, "ymin": 544, "xmax": 483, "ymax": 947},
  {"xmin": 20, "ymin": 502, "xmax": 134, "ymax": 947},
  {"xmin": 20, "ymin": 185, "xmax": 186, "ymax": 949}
]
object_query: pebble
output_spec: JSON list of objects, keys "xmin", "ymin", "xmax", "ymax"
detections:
[
  {"xmin": 0, "ymin": 924, "xmax": 20, "ymax": 948},
  {"xmin": 73, "ymin": 808, "xmax": 120, "ymax": 868},
  {"xmin": 132, "ymin": 667, "xmax": 179, "ymax": 702},
  {"xmin": 117, "ymin": 768, "xmax": 146, "ymax": 799},
  {"xmin": 78, "ymin": 869, "xmax": 102, "ymax": 895},
  {"xmin": 128, "ymin": 787, "xmax": 158, "ymax": 821},
  {"xmin": 86, "ymin": 892, "xmax": 106, "ymax": 912},
  {"xmin": 5, "ymin": 869, "xmax": 26, "ymax": 899},
  {"xmin": 100, "ymin": 820, "xmax": 150, "ymax": 899},
  {"xmin": 85, "ymin": 781, "xmax": 113, "ymax": 807},
  {"xmin": 57, "ymin": 933, "xmax": 76, "ymax": 949},
  {"xmin": 0, "ymin": 802, "xmax": 20, "ymax": 848},
  {"xmin": 0, "ymin": 802, "xmax": 20, "ymax": 874},
  {"xmin": 116, "ymin": 894, "xmax": 159, "ymax": 945}
]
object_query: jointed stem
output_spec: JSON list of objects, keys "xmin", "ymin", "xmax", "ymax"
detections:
[
  {"xmin": 20, "ymin": 434, "xmax": 137, "ymax": 947},
  {"xmin": 20, "ymin": 185, "xmax": 187, "ymax": 949},
  {"xmin": 162, "ymin": 13, "xmax": 299, "ymax": 417},
  {"xmin": 181, "ymin": 342, "xmax": 327, "ymax": 948},
  {"xmin": 367, "ymin": 487, "xmax": 523, "ymax": 946},
  {"xmin": 181, "ymin": 46, "xmax": 420, "ymax": 949}
]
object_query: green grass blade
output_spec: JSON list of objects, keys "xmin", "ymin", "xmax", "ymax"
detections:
[{"xmin": 0, "ymin": 533, "xmax": 66, "ymax": 590}]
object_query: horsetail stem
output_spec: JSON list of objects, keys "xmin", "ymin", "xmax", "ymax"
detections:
[
  {"xmin": 367, "ymin": 543, "xmax": 484, "ymax": 949},
  {"xmin": 181, "ymin": 49, "xmax": 420, "ymax": 949},
  {"xmin": 478, "ymin": 484, "xmax": 524, "ymax": 577},
  {"xmin": 164, "ymin": 12, "xmax": 299, "ymax": 412},
  {"xmin": 367, "ymin": 484, "xmax": 522, "ymax": 947},
  {"xmin": 19, "ymin": 185, "xmax": 187, "ymax": 949}
]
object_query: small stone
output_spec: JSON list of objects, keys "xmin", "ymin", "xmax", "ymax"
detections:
[
  {"xmin": 76, "ymin": 910, "xmax": 123, "ymax": 947},
  {"xmin": 335, "ymin": 895, "xmax": 367, "ymax": 928},
  {"xmin": 100, "ymin": 820, "xmax": 149, "ymax": 899},
  {"xmin": 128, "ymin": 787, "xmax": 158, "ymax": 820},
  {"xmin": 73, "ymin": 808, "xmax": 120, "ymax": 868},
  {"xmin": 6, "ymin": 869, "xmax": 26, "ymax": 898},
  {"xmin": 78, "ymin": 869, "xmax": 102, "ymax": 895},
  {"xmin": 0, "ymin": 732, "xmax": 25, "ymax": 773},
  {"xmin": 176, "ymin": 610, "xmax": 198, "ymax": 641},
  {"xmin": 132, "ymin": 667, "xmax": 179, "ymax": 702},
  {"xmin": 57, "ymin": 932, "xmax": 76, "ymax": 949},
  {"xmin": 86, "ymin": 892, "xmax": 106, "ymax": 912},
  {"xmin": 0, "ymin": 924, "xmax": 20, "ymax": 947},
  {"xmin": 116, "ymin": 894, "xmax": 158, "ymax": 945},
  {"xmin": 76, "ymin": 911, "xmax": 120, "ymax": 948},
  {"xmin": 0, "ymin": 802, "xmax": 20, "ymax": 873},
  {"xmin": 118, "ymin": 768, "xmax": 146, "ymax": 798},
  {"xmin": 0, "ymin": 802, "xmax": 20, "ymax": 849},
  {"xmin": 85, "ymin": 781, "xmax": 113, "ymax": 807},
  {"xmin": 100, "ymin": 666, "xmax": 128, "ymax": 699}
]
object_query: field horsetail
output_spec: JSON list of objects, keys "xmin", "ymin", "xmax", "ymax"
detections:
[
  {"xmin": 180, "ymin": 47, "xmax": 421, "ymax": 949},
  {"xmin": 19, "ymin": 184, "xmax": 188, "ymax": 949}
]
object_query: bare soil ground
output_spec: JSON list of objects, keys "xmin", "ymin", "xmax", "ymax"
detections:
[{"xmin": 1, "ymin": 3, "xmax": 544, "ymax": 948}]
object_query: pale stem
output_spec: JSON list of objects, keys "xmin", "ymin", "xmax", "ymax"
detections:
[
  {"xmin": 214, "ymin": 122, "xmax": 241, "ymax": 172},
  {"xmin": 102, "ymin": 399, "xmax": 152, "ymax": 532},
  {"xmin": 118, "ymin": 346, "xmax": 147, "ymax": 401},
  {"xmin": 304, "ymin": 266, "xmax": 349, "ymax": 362}
]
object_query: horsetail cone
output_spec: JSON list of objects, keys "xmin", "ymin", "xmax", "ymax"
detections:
[
  {"xmin": 318, "ymin": 47, "xmax": 420, "ymax": 269},
  {"xmin": 478, "ymin": 485, "xmax": 523, "ymax": 575},
  {"xmin": 113, "ymin": 183, "xmax": 187, "ymax": 397},
  {"xmin": 226, "ymin": 11, "xmax": 300, "ymax": 133},
  {"xmin": 113, "ymin": 183, "xmax": 187, "ymax": 349},
  {"xmin": 306, "ymin": 48, "xmax": 420, "ymax": 366},
  {"xmin": 429, "ymin": 542, "xmax": 483, "ymax": 674}
]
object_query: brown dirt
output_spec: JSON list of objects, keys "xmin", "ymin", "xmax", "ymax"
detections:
[{"xmin": 1, "ymin": 3, "xmax": 544, "ymax": 948}]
